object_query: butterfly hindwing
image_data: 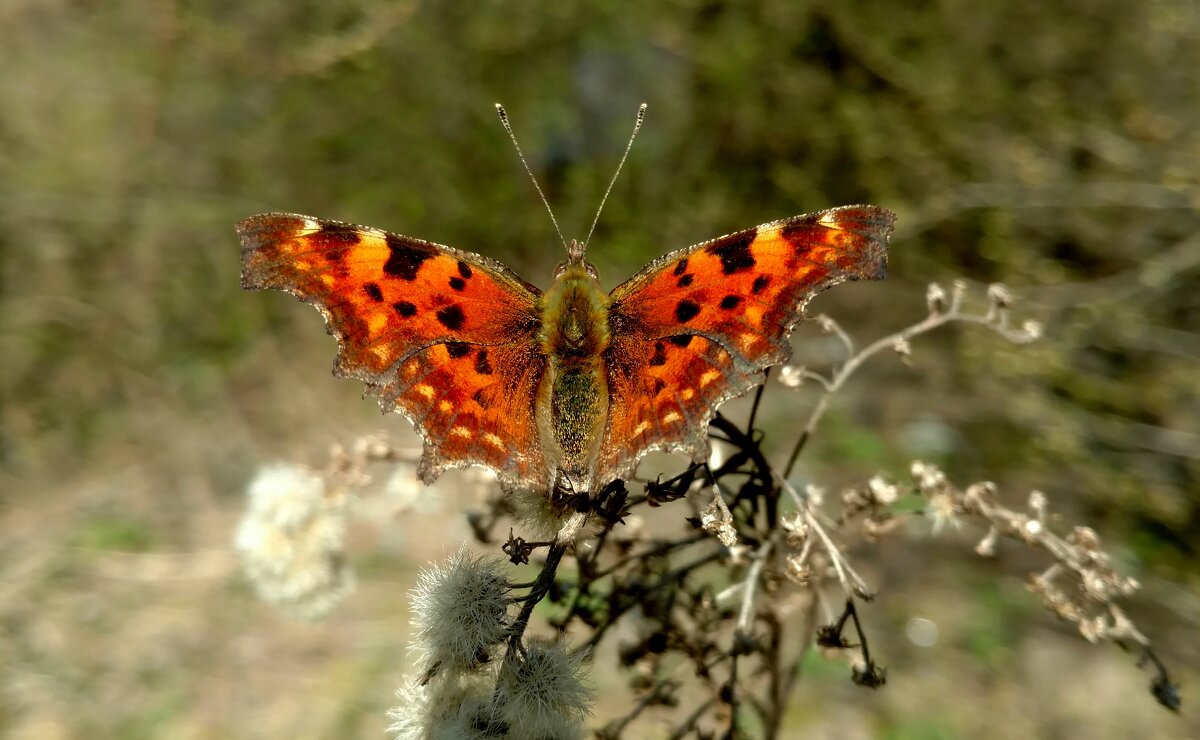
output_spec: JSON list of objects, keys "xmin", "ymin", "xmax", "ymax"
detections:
[
  {"xmin": 602, "ymin": 334, "xmax": 759, "ymax": 480},
  {"xmin": 238, "ymin": 213, "xmax": 550, "ymax": 489},
  {"xmin": 600, "ymin": 205, "xmax": 896, "ymax": 480}
]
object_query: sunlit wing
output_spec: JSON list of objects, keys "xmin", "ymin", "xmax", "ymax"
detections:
[
  {"xmin": 239, "ymin": 213, "xmax": 550, "ymax": 489},
  {"xmin": 599, "ymin": 205, "xmax": 895, "ymax": 480}
]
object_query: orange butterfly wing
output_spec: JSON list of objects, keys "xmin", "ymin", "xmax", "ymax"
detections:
[
  {"xmin": 238, "ymin": 213, "xmax": 549, "ymax": 489},
  {"xmin": 599, "ymin": 205, "xmax": 895, "ymax": 481}
]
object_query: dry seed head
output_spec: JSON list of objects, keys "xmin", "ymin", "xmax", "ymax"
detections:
[
  {"xmin": 387, "ymin": 675, "xmax": 504, "ymax": 740},
  {"xmin": 867, "ymin": 475, "xmax": 900, "ymax": 505},
  {"xmin": 496, "ymin": 641, "xmax": 592, "ymax": 740},
  {"xmin": 777, "ymin": 364, "xmax": 805, "ymax": 388},
  {"xmin": 926, "ymin": 282, "xmax": 948, "ymax": 314},
  {"xmin": 987, "ymin": 283, "xmax": 1012, "ymax": 309},
  {"xmin": 409, "ymin": 548, "xmax": 512, "ymax": 679},
  {"xmin": 234, "ymin": 463, "xmax": 354, "ymax": 619}
]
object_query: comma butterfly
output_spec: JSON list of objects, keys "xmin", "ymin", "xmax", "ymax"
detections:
[{"xmin": 239, "ymin": 106, "xmax": 895, "ymax": 495}]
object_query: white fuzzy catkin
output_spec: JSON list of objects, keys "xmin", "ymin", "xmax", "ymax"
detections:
[
  {"xmin": 234, "ymin": 463, "xmax": 353, "ymax": 619},
  {"xmin": 410, "ymin": 548, "xmax": 512, "ymax": 679},
  {"xmin": 387, "ymin": 676, "xmax": 505, "ymax": 740},
  {"xmin": 496, "ymin": 641, "xmax": 592, "ymax": 740}
]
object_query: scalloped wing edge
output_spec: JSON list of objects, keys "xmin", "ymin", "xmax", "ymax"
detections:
[{"xmin": 237, "ymin": 212, "xmax": 550, "ymax": 492}]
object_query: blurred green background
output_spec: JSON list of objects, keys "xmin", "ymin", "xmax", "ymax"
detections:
[{"xmin": 1, "ymin": 0, "xmax": 1197, "ymax": 737}]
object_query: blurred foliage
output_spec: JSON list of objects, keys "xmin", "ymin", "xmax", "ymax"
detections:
[{"xmin": 1, "ymin": 0, "xmax": 1198, "ymax": 735}]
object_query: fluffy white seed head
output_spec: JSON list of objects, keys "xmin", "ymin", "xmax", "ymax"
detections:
[
  {"xmin": 496, "ymin": 641, "xmax": 592, "ymax": 740},
  {"xmin": 410, "ymin": 548, "xmax": 512, "ymax": 679},
  {"xmin": 234, "ymin": 463, "xmax": 353, "ymax": 619},
  {"xmin": 387, "ymin": 675, "xmax": 506, "ymax": 740}
]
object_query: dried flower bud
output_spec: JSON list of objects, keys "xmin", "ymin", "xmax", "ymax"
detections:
[
  {"xmin": 1022, "ymin": 319, "xmax": 1044, "ymax": 340},
  {"xmin": 867, "ymin": 475, "xmax": 899, "ymax": 505},
  {"xmin": 780, "ymin": 510, "xmax": 805, "ymax": 534},
  {"xmin": 816, "ymin": 314, "xmax": 835, "ymax": 333},
  {"xmin": 700, "ymin": 494, "xmax": 738, "ymax": 548},
  {"xmin": 1120, "ymin": 576, "xmax": 1140, "ymax": 597},
  {"xmin": 1082, "ymin": 570, "xmax": 1110, "ymax": 601},
  {"xmin": 926, "ymin": 282, "xmax": 948, "ymax": 314},
  {"xmin": 235, "ymin": 463, "xmax": 354, "ymax": 620},
  {"xmin": 975, "ymin": 526, "xmax": 1000, "ymax": 557},
  {"xmin": 892, "ymin": 337, "xmax": 912, "ymax": 360},
  {"xmin": 1028, "ymin": 490, "xmax": 1047, "ymax": 519},
  {"xmin": 1079, "ymin": 615, "xmax": 1108, "ymax": 643},
  {"xmin": 926, "ymin": 492, "xmax": 960, "ymax": 535},
  {"xmin": 785, "ymin": 555, "xmax": 813, "ymax": 586},
  {"xmin": 804, "ymin": 484, "xmax": 825, "ymax": 507},
  {"xmin": 778, "ymin": 365, "xmax": 805, "ymax": 388},
  {"xmin": 726, "ymin": 543, "xmax": 752, "ymax": 565},
  {"xmin": 910, "ymin": 461, "xmax": 947, "ymax": 493},
  {"xmin": 1022, "ymin": 516, "xmax": 1043, "ymax": 539},
  {"xmin": 841, "ymin": 486, "xmax": 869, "ymax": 510},
  {"xmin": 962, "ymin": 481, "xmax": 996, "ymax": 511},
  {"xmin": 1069, "ymin": 526, "xmax": 1100, "ymax": 551},
  {"xmin": 987, "ymin": 283, "xmax": 1012, "ymax": 309}
]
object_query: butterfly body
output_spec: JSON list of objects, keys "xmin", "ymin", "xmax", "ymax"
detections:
[
  {"xmin": 239, "ymin": 205, "xmax": 895, "ymax": 496},
  {"xmin": 538, "ymin": 256, "xmax": 611, "ymax": 493}
]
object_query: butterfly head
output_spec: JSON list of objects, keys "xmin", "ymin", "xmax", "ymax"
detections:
[{"xmin": 554, "ymin": 239, "xmax": 599, "ymax": 280}]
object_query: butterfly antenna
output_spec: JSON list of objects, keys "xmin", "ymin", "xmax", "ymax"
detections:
[
  {"xmin": 583, "ymin": 102, "xmax": 647, "ymax": 250},
  {"xmin": 495, "ymin": 103, "xmax": 568, "ymax": 252}
]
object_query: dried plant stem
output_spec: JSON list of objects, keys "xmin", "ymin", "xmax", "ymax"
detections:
[
  {"xmin": 781, "ymin": 479, "xmax": 874, "ymax": 599},
  {"xmin": 735, "ymin": 539, "xmax": 774, "ymax": 638},
  {"xmin": 505, "ymin": 510, "xmax": 588, "ymax": 656},
  {"xmin": 783, "ymin": 283, "xmax": 1040, "ymax": 477}
]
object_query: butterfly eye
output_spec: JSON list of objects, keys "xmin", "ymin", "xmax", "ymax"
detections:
[{"xmin": 552, "ymin": 259, "xmax": 600, "ymax": 281}]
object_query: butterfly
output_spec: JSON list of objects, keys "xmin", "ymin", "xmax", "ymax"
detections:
[
  {"xmin": 238, "ymin": 110, "xmax": 895, "ymax": 496},
  {"xmin": 239, "ymin": 204, "xmax": 893, "ymax": 493}
]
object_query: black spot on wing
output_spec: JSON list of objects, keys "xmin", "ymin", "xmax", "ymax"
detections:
[
  {"xmin": 436, "ymin": 304, "xmax": 466, "ymax": 330},
  {"xmin": 393, "ymin": 301, "xmax": 417, "ymax": 317},
  {"xmin": 673, "ymin": 258, "xmax": 689, "ymax": 276},
  {"xmin": 675, "ymin": 300, "xmax": 701, "ymax": 323},
  {"xmin": 315, "ymin": 223, "xmax": 361, "ymax": 263},
  {"xmin": 445, "ymin": 341, "xmax": 471, "ymax": 358},
  {"xmin": 653, "ymin": 378, "xmax": 666, "ymax": 394},
  {"xmin": 457, "ymin": 260, "xmax": 473, "ymax": 279},
  {"xmin": 383, "ymin": 234, "xmax": 436, "ymax": 280},
  {"xmin": 318, "ymin": 223, "xmax": 362, "ymax": 244},
  {"xmin": 364, "ymin": 282, "xmax": 384, "ymax": 302},
  {"xmin": 719, "ymin": 295, "xmax": 742, "ymax": 310},
  {"xmin": 676, "ymin": 274, "xmax": 694, "ymax": 288},
  {"xmin": 751, "ymin": 275, "xmax": 770, "ymax": 295},
  {"xmin": 449, "ymin": 277, "xmax": 466, "ymax": 291},
  {"xmin": 667, "ymin": 334, "xmax": 693, "ymax": 348},
  {"xmin": 706, "ymin": 231, "xmax": 756, "ymax": 275},
  {"xmin": 474, "ymin": 349, "xmax": 493, "ymax": 375},
  {"xmin": 649, "ymin": 341, "xmax": 668, "ymax": 367}
]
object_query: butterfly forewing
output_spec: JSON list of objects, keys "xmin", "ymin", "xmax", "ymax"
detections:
[
  {"xmin": 599, "ymin": 205, "xmax": 895, "ymax": 481},
  {"xmin": 238, "ymin": 212, "xmax": 550, "ymax": 489}
]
